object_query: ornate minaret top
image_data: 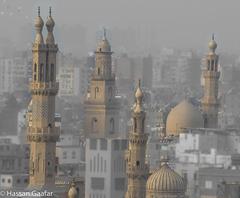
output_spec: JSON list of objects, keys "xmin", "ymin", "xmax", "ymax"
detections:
[
  {"xmin": 201, "ymin": 34, "xmax": 220, "ymax": 128},
  {"xmin": 46, "ymin": 7, "xmax": 55, "ymax": 44},
  {"xmin": 125, "ymin": 80, "xmax": 149, "ymax": 198},
  {"xmin": 93, "ymin": 28, "xmax": 113, "ymax": 80},
  {"xmin": 34, "ymin": 7, "xmax": 44, "ymax": 44}
]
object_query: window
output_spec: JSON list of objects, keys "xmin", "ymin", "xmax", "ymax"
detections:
[
  {"xmin": 109, "ymin": 118, "xmax": 114, "ymax": 134},
  {"xmin": 136, "ymin": 161, "xmax": 140, "ymax": 166},
  {"xmin": 205, "ymin": 180, "xmax": 212, "ymax": 189},
  {"xmin": 72, "ymin": 151, "xmax": 76, "ymax": 159},
  {"xmin": 90, "ymin": 139, "xmax": 97, "ymax": 150},
  {"xmin": 2, "ymin": 178, "xmax": 5, "ymax": 183},
  {"xmin": 113, "ymin": 140, "xmax": 120, "ymax": 150},
  {"xmin": 97, "ymin": 68, "xmax": 100, "ymax": 75},
  {"xmin": 91, "ymin": 118, "xmax": 98, "ymax": 133},
  {"xmin": 63, "ymin": 151, "xmax": 67, "ymax": 159},
  {"xmin": 7, "ymin": 179, "xmax": 11, "ymax": 183},
  {"xmin": 108, "ymin": 87, "xmax": 113, "ymax": 99},
  {"xmin": 115, "ymin": 178, "xmax": 125, "ymax": 191},
  {"xmin": 94, "ymin": 87, "xmax": 99, "ymax": 99},
  {"xmin": 91, "ymin": 177, "xmax": 104, "ymax": 190},
  {"xmin": 100, "ymin": 139, "xmax": 107, "ymax": 150}
]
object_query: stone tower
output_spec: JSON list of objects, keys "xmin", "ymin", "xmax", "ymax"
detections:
[
  {"xmin": 27, "ymin": 7, "xmax": 59, "ymax": 188},
  {"xmin": 84, "ymin": 29, "xmax": 119, "ymax": 138},
  {"xmin": 125, "ymin": 80, "xmax": 149, "ymax": 198},
  {"xmin": 201, "ymin": 35, "xmax": 220, "ymax": 128}
]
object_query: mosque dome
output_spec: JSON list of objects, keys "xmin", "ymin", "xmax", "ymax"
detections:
[
  {"xmin": 68, "ymin": 182, "xmax": 78, "ymax": 198},
  {"xmin": 166, "ymin": 100, "xmax": 204, "ymax": 136},
  {"xmin": 146, "ymin": 161, "xmax": 186, "ymax": 196}
]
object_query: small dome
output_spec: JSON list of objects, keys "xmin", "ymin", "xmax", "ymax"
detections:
[
  {"xmin": 208, "ymin": 34, "xmax": 217, "ymax": 52},
  {"xmin": 34, "ymin": 16, "xmax": 44, "ymax": 29},
  {"xmin": 135, "ymin": 87, "xmax": 143, "ymax": 100},
  {"xmin": 146, "ymin": 163, "xmax": 185, "ymax": 194},
  {"xmin": 46, "ymin": 16, "xmax": 55, "ymax": 29},
  {"xmin": 46, "ymin": 7, "xmax": 55, "ymax": 31},
  {"xmin": 166, "ymin": 100, "xmax": 204, "ymax": 136},
  {"xmin": 96, "ymin": 39, "xmax": 111, "ymax": 52},
  {"xmin": 68, "ymin": 182, "xmax": 78, "ymax": 198}
]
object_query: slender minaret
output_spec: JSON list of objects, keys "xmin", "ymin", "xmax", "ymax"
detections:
[
  {"xmin": 125, "ymin": 80, "xmax": 149, "ymax": 198},
  {"xmin": 84, "ymin": 29, "xmax": 119, "ymax": 138},
  {"xmin": 201, "ymin": 34, "xmax": 220, "ymax": 128},
  {"xmin": 27, "ymin": 7, "xmax": 59, "ymax": 188}
]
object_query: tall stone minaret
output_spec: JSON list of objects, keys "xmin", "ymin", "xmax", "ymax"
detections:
[
  {"xmin": 201, "ymin": 34, "xmax": 220, "ymax": 128},
  {"xmin": 125, "ymin": 80, "xmax": 149, "ymax": 198},
  {"xmin": 84, "ymin": 29, "xmax": 119, "ymax": 138},
  {"xmin": 27, "ymin": 7, "xmax": 59, "ymax": 188}
]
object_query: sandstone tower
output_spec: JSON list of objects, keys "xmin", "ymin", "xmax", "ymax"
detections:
[
  {"xmin": 84, "ymin": 29, "xmax": 119, "ymax": 138},
  {"xmin": 27, "ymin": 7, "xmax": 59, "ymax": 188},
  {"xmin": 125, "ymin": 81, "xmax": 149, "ymax": 198},
  {"xmin": 201, "ymin": 35, "xmax": 220, "ymax": 128}
]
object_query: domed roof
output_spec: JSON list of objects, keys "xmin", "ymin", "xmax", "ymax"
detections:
[
  {"xmin": 166, "ymin": 100, "xmax": 204, "ymax": 136},
  {"xmin": 146, "ymin": 162, "xmax": 185, "ymax": 194},
  {"xmin": 68, "ymin": 182, "xmax": 78, "ymax": 198},
  {"xmin": 34, "ymin": 7, "xmax": 44, "ymax": 29},
  {"xmin": 96, "ymin": 28, "xmax": 111, "ymax": 52},
  {"xmin": 46, "ymin": 7, "xmax": 55, "ymax": 30},
  {"xmin": 208, "ymin": 34, "xmax": 217, "ymax": 53},
  {"xmin": 96, "ymin": 39, "xmax": 111, "ymax": 52}
]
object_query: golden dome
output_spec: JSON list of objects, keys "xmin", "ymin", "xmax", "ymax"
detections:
[
  {"xmin": 208, "ymin": 34, "xmax": 217, "ymax": 52},
  {"xmin": 68, "ymin": 182, "xmax": 78, "ymax": 198},
  {"xmin": 146, "ymin": 162, "xmax": 185, "ymax": 194},
  {"xmin": 166, "ymin": 100, "xmax": 204, "ymax": 136}
]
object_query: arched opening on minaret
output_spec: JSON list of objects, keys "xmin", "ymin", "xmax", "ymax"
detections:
[
  {"xmin": 46, "ymin": 64, "xmax": 49, "ymax": 81},
  {"xmin": 50, "ymin": 64, "xmax": 54, "ymax": 81},
  {"xmin": 97, "ymin": 67, "xmax": 100, "ymax": 75},
  {"xmin": 108, "ymin": 87, "xmax": 113, "ymax": 100},
  {"xmin": 110, "ymin": 118, "xmax": 114, "ymax": 134},
  {"xmin": 33, "ymin": 63, "xmax": 37, "ymax": 81},
  {"xmin": 94, "ymin": 87, "xmax": 99, "ymax": 99},
  {"xmin": 134, "ymin": 118, "xmax": 137, "ymax": 132},
  {"xmin": 91, "ymin": 117, "xmax": 98, "ymax": 133},
  {"xmin": 40, "ymin": 64, "xmax": 44, "ymax": 81}
]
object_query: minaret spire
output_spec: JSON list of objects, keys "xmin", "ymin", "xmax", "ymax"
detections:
[
  {"xmin": 34, "ymin": 6, "xmax": 44, "ymax": 44},
  {"xmin": 46, "ymin": 7, "xmax": 55, "ymax": 44},
  {"xmin": 125, "ymin": 80, "xmax": 149, "ymax": 198},
  {"xmin": 201, "ymin": 35, "xmax": 220, "ymax": 128},
  {"xmin": 38, "ymin": 6, "xmax": 40, "ymax": 17},
  {"xmin": 28, "ymin": 7, "xmax": 59, "ymax": 188}
]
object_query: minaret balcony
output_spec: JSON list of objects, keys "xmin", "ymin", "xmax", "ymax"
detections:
[
  {"xmin": 30, "ymin": 82, "xmax": 59, "ymax": 94},
  {"xmin": 203, "ymin": 71, "xmax": 220, "ymax": 78},
  {"xmin": 126, "ymin": 164, "xmax": 149, "ymax": 177},
  {"xmin": 27, "ymin": 126, "xmax": 60, "ymax": 142},
  {"xmin": 91, "ymin": 73, "xmax": 115, "ymax": 81}
]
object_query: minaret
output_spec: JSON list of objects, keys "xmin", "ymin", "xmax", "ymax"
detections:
[
  {"xmin": 84, "ymin": 29, "xmax": 119, "ymax": 138},
  {"xmin": 125, "ymin": 80, "xmax": 149, "ymax": 198},
  {"xmin": 201, "ymin": 34, "xmax": 220, "ymax": 128},
  {"xmin": 27, "ymin": 7, "xmax": 59, "ymax": 188}
]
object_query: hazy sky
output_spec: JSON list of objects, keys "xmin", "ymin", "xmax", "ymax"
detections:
[{"xmin": 0, "ymin": 0, "xmax": 240, "ymax": 54}]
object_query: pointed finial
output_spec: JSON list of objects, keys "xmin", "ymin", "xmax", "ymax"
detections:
[
  {"xmin": 103, "ymin": 27, "xmax": 106, "ymax": 40},
  {"xmin": 49, "ymin": 6, "xmax": 52, "ymax": 17},
  {"xmin": 138, "ymin": 79, "xmax": 141, "ymax": 88},
  {"xmin": 212, "ymin": 33, "xmax": 215, "ymax": 41},
  {"xmin": 38, "ymin": 6, "xmax": 40, "ymax": 17}
]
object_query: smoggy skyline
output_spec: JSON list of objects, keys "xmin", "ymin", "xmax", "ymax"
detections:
[{"xmin": 0, "ymin": 0, "xmax": 240, "ymax": 54}]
